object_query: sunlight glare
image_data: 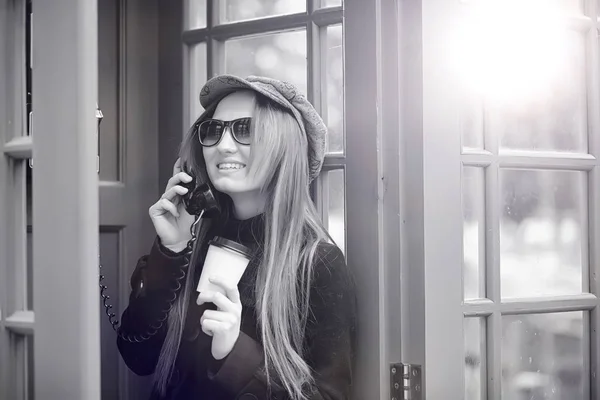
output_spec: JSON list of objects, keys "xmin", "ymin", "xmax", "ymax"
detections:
[{"xmin": 455, "ymin": 0, "xmax": 571, "ymax": 106}]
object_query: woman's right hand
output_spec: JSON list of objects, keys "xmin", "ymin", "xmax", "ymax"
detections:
[{"xmin": 149, "ymin": 158, "xmax": 197, "ymax": 252}]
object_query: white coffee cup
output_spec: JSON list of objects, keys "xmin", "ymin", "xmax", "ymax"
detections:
[{"xmin": 196, "ymin": 236, "xmax": 252, "ymax": 298}]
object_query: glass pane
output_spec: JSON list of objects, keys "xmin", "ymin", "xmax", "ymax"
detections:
[
  {"xmin": 462, "ymin": 1, "xmax": 584, "ymax": 22},
  {"xmin": 187, "ymin": 0, "xmax": 207, "ymax": 29},
  {"xmin": 225, "ymin": 30, "xmax": 307, "ymax": 96},
  {"xmin": 461, "ymin": 89, "xmax": 484, "ymax": 149},
  {"xmin": 326, "ymin": 25, "xmax": 344, "ymax": 153},
  {"xmin": 500, "ymin": 169, "xmax": 583, "ymax": 298},
  {"xmin": 220, "ymin": 0, "xmax": 305, "ymax": 23},
  {"xmin": 189, "ymin": 42, "xmax": 207, "ymax": 126},
  {"xmin": 328, "ymin": 169, "xmax": 345, "ymax": 254},
  {"xmin": 495, "ymin": 31, "xmax": 586, "ymax": 153},
  {"xmin": 321, "ymin": 0, "xmax": 342, "ymax": 8},
  {"xmin": 506, "ymin": 0, "xmax": 584, "ymax": 14},
  {"xmin": 502, "ymin": 312, "xmax": 584, "ymax": 400},
  {"xmin": 561, "ymin": 0, "xmax": 584, "ymax": 14},
  {"xmin": 463, "ymin": 167, "xmax": 484, "ymax": 299},
  {"xmin": 465, "ymin": 317, "xmax": 485, "ymax": 400}
]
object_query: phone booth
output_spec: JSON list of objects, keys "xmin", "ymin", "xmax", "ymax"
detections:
[{"xmin": 1, "ymin": 0, "xmax": 402, "ymax": 399}]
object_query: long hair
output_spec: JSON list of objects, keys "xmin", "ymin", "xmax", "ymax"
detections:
[{"xmin": 152, "ymin": 91, "xmax": 335, "ymax": 399}]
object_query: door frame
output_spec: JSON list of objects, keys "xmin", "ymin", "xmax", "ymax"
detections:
[
  {"xmin": 31, "ymin": 0, "xmax": 101, "ymax": 399},
  {"xmin": 395, "ymin": 0, "xmax": 466, "ymax": 397},
  {"xmin": 345, "ymin": 0, "xmax": 405, "ymax": 398},
  {"xmin": 420, "ymin": 0, "xmax": 466, "ymax": 396}
]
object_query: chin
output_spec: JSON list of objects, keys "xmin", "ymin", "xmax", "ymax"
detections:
[
  {"xmin": 209, "ymin": 170, "xmax": 260, "ymax": 194},
  {"xmin": 211, "ymin": 179, "xmax": 244, "ymax": 194}
]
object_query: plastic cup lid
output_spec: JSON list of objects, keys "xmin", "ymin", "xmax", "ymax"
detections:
[{"xmin": 208, "ymin": 236, "xmax": 252, "ymax": 258}]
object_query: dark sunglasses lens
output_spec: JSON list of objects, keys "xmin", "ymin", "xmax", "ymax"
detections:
[
  {"xmin": 233, "ymin": 118, "xmax": 252, "ymax": 144},
  {"xmin": 198, "ymin": 120, "xmax": 223, "ymax": 146}
]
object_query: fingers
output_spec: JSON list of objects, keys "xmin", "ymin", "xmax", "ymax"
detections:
[
  {"xmin": 200, "ymin": 309, "xmax": 238, "ymax": 336},
  {"xmin": 201, "ymin": 309, "xmax": 236, "ymax": 325},
  {"xmin": 150, "ymin": 198, "xmax": 180, "ymax": 219},
  {"xmin": 197, "ymin": 291, "xmax": 239, "ymax": 313},
  {"xmin": 166, "ymin": 171, "xmax": 193, "ymax": 192},
  {"xmin": 201, "ymin": 319, "xmax": 221, "ymax": 336},
  {"xmin": 208, "ymin": 276, "xmax": 241, "ymax": 304},
  {"xmin": 196, "ymin": 275, "xmax": 241, "ymax": 309},
  {"xmin": 161, "ymin": 185, "xmax": 189, "ymax": 201},
  {"xmin": 172, "ymin": 158, "xmax": 182, "ymax": 176}
]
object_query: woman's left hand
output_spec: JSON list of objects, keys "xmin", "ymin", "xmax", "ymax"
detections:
[{"xmin": 197, "ymin": 276, "xmax": 242, "ymax": 360}]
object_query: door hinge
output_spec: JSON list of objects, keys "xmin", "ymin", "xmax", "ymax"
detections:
[{"xmin": 390, "ymin": 363, "xmax": 422, "ymax": 400}]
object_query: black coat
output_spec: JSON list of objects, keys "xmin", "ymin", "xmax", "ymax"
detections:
[{"xmin": 117, "ymin": 214, "xmax": 357, "ymax": 399}]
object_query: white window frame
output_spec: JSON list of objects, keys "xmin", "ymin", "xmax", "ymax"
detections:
[{"xmin": 419, "ymin": 0, "xmax": 600, "ymax": 399}]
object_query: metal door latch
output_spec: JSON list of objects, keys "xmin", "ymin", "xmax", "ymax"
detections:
[
  {"xmin": 96, "ymin": 104, "xmax": 103, "ymax": 174},
  {"xmin": 390, "ymin": 363, "xmax": 422, "ymax": 400}
]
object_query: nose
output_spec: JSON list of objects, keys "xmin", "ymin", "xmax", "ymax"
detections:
[{"xmin": 217, "ymin": 127, "xmax": 237, "ymax": 153}]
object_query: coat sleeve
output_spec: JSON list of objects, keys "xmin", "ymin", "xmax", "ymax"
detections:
[
  {"xmin": 205, "ymin": 243, "xmax": 357, "ymax": 399},
  {"xmin": 116, "ymin": 236, "xmax": 190, "ymax": 376}
]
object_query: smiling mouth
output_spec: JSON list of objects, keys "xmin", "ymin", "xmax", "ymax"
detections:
[{"xmin": 217, "ymin": 163, "xmax": 246, "ymax": 171}]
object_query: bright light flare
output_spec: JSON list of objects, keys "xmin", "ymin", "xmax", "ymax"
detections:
[{"xmin": 454, "ymin": 0, "xmax": 572, "ymax": 105}]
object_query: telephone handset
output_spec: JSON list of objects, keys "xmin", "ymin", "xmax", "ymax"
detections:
[
  {"xmin": 99, "ymin": 169, "xmax": 222, "ymax": 343},
  {"xmin": 180, "ymin": 172, "xmax": 222, "ymax": 218}
]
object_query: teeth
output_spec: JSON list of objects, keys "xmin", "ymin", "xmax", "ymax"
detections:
[{"xmin": 218, "ymin": 163, "xmax": 245, "ymax": 170}]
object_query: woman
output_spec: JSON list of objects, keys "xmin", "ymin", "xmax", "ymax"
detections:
[{"xmin": 117, "ymin": 75, "xmax": 357, "ymax": 400}]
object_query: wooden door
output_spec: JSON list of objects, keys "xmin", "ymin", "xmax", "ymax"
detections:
[{"xmin": 98, "ymin": 0, "xmax": 159, "ymax": 398}]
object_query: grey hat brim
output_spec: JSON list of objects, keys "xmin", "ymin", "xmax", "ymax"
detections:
[{"xmin": 198, "ymin": 75, "xmax": 326, "ymax": 183}]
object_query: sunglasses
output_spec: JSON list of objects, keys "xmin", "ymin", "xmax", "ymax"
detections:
[{"xmin": 195, "ymin": 118, "xmax": 252, "ymax": 147}]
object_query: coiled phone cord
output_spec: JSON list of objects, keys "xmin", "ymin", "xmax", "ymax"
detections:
[{"xmin": 99, "ymin": 210, "xmax": 204, "ymax": 343}]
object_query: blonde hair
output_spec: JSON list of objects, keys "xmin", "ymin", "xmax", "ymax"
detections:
[{"xmin": 152, "ymin": 92, "xmax": 335, "ymax": 399}]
